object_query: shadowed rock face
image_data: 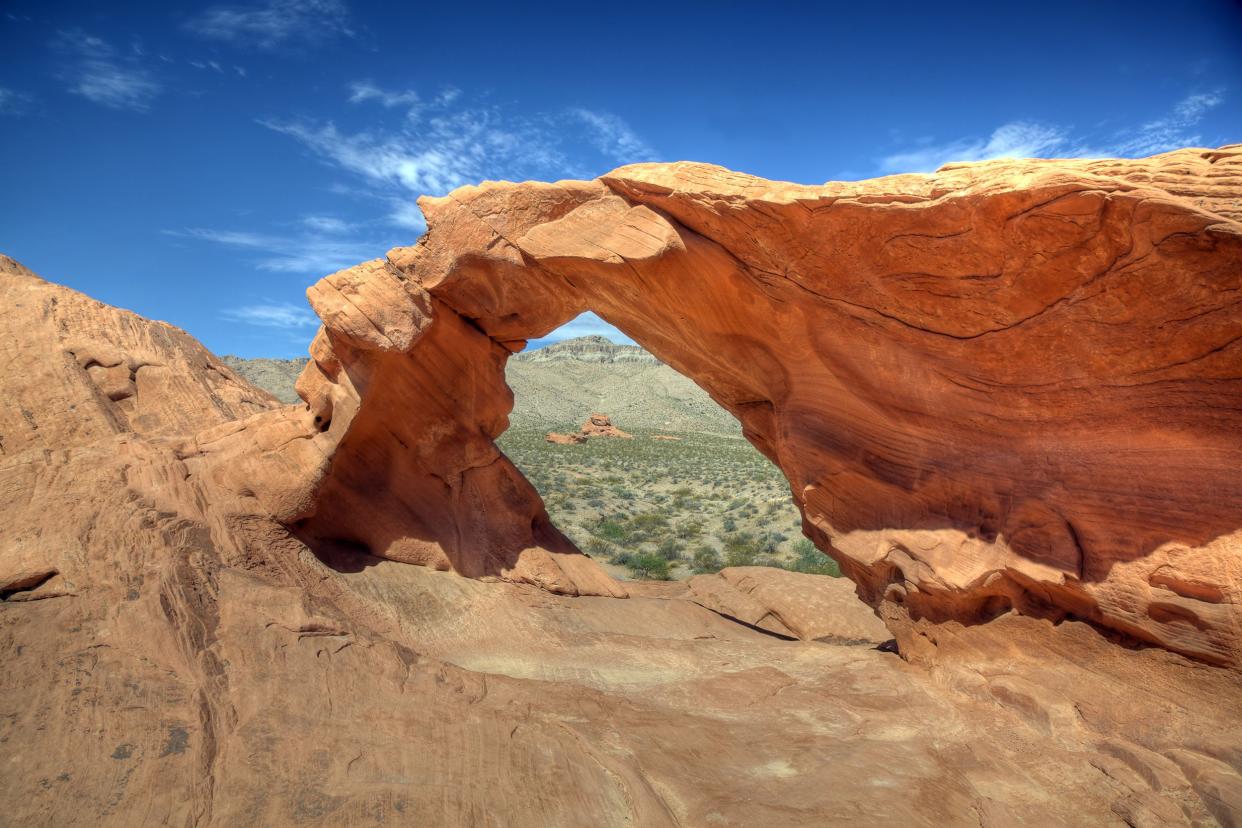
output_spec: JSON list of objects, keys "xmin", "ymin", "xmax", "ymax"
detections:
[{"xmin": 254, "ymin": 146, "xmax": 1242, "ymax": 666}]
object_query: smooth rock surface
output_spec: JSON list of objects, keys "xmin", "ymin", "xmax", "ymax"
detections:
[{"xmin": 688, "ymin": 566, "xmax": 893, "ymax": 643}]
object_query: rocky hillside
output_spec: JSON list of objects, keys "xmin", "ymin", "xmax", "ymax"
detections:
[
  {"xmin": 512, "ymin": 334, "xmax": 657, "ymax": 364},
  {"xmin": 227, "ymin": 337, "xmax": 741, "ymax": 434},
  {"xmin": 219, "ymin": 355, "xmax": 306, "ymax": 404}
]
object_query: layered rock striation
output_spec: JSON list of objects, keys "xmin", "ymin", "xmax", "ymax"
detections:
[{"xmin": 249, "ymin": 146, "xmax": 1242, "ymax": 666}]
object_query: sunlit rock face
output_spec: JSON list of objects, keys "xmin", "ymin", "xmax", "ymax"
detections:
[{"xmin": 262, "ymin": 146, "xmax": 1242, "ymax": 666}]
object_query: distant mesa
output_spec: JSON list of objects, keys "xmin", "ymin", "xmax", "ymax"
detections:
[{"xmin": 515, "ymin": 334, "xmax": 658, "ymax": 364}]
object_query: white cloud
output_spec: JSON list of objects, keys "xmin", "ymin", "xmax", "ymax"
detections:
[
  {"xmin": 261, "ymin": 88, "xmax": 655, "ymax": 235},
  {"xmin": 223, "ymin": 302, "xmax": 319, "ymax": 328},
  {"xmin": 880, "ymin": 122, "xmax": 1069, "ymax": 174},
  {"xmin": 186, "ymin": 0, "xmax": 352, "ymax": 49},
  {"xmin": 569, "ymin": 108, "xmax": 656, "ymax": 163},
  {"xmin": 301, "ymin": 215, "xmax": 352, "ymax": 233},
  {"xmin": 348, "ymin": 80, "xmax": 419, "ymax": 109},
  {"xmin": 54, "ymin": 29, "xmax": 161, "ymax": 112},
  {"xmin": 1105, "ymin": 90, "xmax": 1225, "ymax": 157},
  {"xmin": 166, "ymin": 227, "xmax": 376, "ymax": 274},
  {"xmin": 878, "ymin": 90, "xmax": 1226, "ymax": 174},
  {"xmin": 387, "ymin": 202, "xmax": 427, "ymax": 232},
  {"xmin": 260, "ymin": 106, "xmax": 570, "ymax": 198},
  {"xmin": 542, "ymin": 312, "xmax": 635, "ymax": 345}
]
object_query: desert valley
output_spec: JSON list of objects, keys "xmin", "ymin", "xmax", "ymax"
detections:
[{"xmin": 1, "ymin": 147, "xmax": 1241, "ymax": 826}]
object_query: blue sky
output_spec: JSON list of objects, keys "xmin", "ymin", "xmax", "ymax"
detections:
[{"xmin": 1, "ymin": 0, "xmax": 1239, "ymax": 357}]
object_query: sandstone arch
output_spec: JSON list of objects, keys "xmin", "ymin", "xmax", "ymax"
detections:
[{"xmin": 239, "ymin": 147, "xmax": 1242, "ymax": 667}]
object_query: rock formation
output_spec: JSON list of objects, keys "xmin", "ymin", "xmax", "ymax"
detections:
[
  {"xmin": 578, "ymin": 412, "xmax": 632, "ymax": 439},
  {"xmin": 545, "ymin": 413, "xmax": 631, "ymax": 444},
  {"xmin": 230, "ymin": 145, "xmax": 1242, "ymax": 668},
  {"xmin": 2, "ymin": 196, "xmax": 1242, "ymax": 822}
]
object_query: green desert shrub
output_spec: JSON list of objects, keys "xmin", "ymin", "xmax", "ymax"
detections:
[
  {"xmin": 626, "ymin": 552, "xmax": 672, "ymax": 580},
  {"xmin": 595, "ymin": 520, "xmax": 626, "ymax": 542},
  {"xmin": 691, "ymin": 545, "xmax": 723, "ymax": 574},
  {"xmin": 656, "ymin": 537, "xmax": 685, "ymax": 561},
  {"xmin": 584, "ymin": 536, "xmax": 614, "ymax": 558},
  {"xmin": 675, "ymin": 519, "xmax": 703, "ymax": 540},
  {"xmin": 789, "ymin": 537, "xmax": 841, "ymax": 577},
  {"xmin": 722, "ymin": 532, "xmax": 760, "ymax": 567}
]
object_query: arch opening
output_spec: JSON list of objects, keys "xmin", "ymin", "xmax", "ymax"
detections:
[{"xmin": 496, "ymin": 314, "xmax": 836, "ymax": 585}]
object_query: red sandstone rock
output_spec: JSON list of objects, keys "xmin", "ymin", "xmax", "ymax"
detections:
[
  {"xmin": 579, "ymin": 412, "xmax": 631, "ymax": 438},
  {"xmin": 2, "ymin": 252, "xmax": 1242, "ymax": 825},
  {"xmin": 269, "ymin": 146, "xmax": 1242, "ymax": 668},
  {"xmin": 688, "ymin": 567, "xmax": 891, "ymax": 643},
  {"xmin": 546, "ymin": 431, "xmax": 586, "ymax": 444}
]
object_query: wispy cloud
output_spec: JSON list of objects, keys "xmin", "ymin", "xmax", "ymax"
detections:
[
  {"xmin": 880, "ymin": 122, "xmax": 1068, "ymax": 174},
  {"xmin": 1106, "ymin": 90, "xmax": 1225, "ymax": 157},
  {"xmin": 186, "ymin": 0, "xmax": 353, "ymax": 49},
  {"xmin": 165, "ymin": 227, "xmax": 376, "ymax": 274},
  {"xmin": 0, "ymin": 87, "xmax": 32, "ymax": 116},
  {"xmin": 223, "ymin": 301, "xmax": 319, "ymax": 328},
  {"xmin": 878, "ymin": 90, "xmax": 1226, "ymax": 174},
  {"xmin": 348, "ymin": 80, "xmax": 419, "ymax": 110},
  {"xmin": 54, "ymin": 29, "xmax": 161, "ymax": 112},
  {"xmin": 569, "ymin": 108, "xmax": 657, "ymax": 163},
  {"xmin": 300, "ymin": 215, "xmax": 353, "ymax": 233},
  {"xmin": 189, "ymin": 59, "xmax": 225, "ymax": 73},
  {"xmin": 263, "ymin": 87, "xmax": 655, "ymax": 231}
]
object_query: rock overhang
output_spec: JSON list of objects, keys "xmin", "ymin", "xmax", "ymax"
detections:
[{"xmin": 240, "ymin": 146, "xmax": 1242, "ymax": 666}]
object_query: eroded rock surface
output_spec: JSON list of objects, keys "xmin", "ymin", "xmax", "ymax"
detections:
[
  {"xmin": 578, "ymin": 412, "xmax": 632, "ymax": 439},
  {"xmin": 688, "ymin": 566, "xmax": 892, "ymax": 643},
  {"xmin": 248, "ymin": 146, "xmax": 1242, "ymax": 668},
  {"xmin": 0, "ymin": 255, "xmax": 1240, "ymax": 824}
]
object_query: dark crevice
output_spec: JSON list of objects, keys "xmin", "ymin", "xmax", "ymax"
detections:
[{"xmin": 0, "ymin": 569, "xmax": 59, "ymax": 600}]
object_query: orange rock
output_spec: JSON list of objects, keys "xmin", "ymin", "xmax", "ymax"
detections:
[
  {"xmin": 579, "ymin": 412, "xmax": 631, "ymax": 439},
  {"xmin": 546, "ymin": 431, "xmax": 586, "ymax": 444},
  {"xmin": 687, "ymin": 566, "xmax": 891, "ymax": 644},
  {"xmin": 3, "ymin": 248, "xmax": 1242, "ymax": 825},
  {"xmin": 285, "ymin": 146, "xmax": 1242, "ymax": 667}
]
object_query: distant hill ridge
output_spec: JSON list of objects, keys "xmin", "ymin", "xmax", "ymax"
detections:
[{"xmin": 513, "ymin": 335, "xmax": 659, "ymax": 364}]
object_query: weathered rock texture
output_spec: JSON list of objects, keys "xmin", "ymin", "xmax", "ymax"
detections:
[
  {"xmin": 688, "ymin": 566, "xmax": 892, "ymax": 643},
  {"xmin": 578, "ymin": 412, "xmax": 632, "ymax": 439},
  {"xmin": 2, "ymin": 254, "xmax": 1241, "ymax": 825},
  {"xmin": 255, "ymin": 145, "xmax": 1242, "ymax": 668}
]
